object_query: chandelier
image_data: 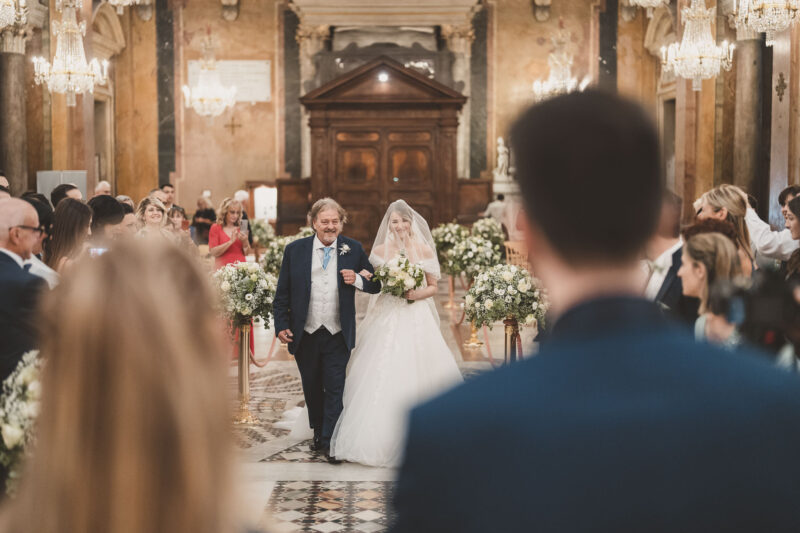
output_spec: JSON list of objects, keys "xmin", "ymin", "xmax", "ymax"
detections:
[
  {"xmin": 532, "ymin": 30, "xmax": 590, "ymax": 102},
  {"xmin": 661, "ymin": 0, "xmax": 734, "ymax": 91},
  {"xmin": 106, "ymin": 0, "xmax": 146, "ymax": 15},
  {"xmin": 181, "ymin": 30, "xmax": 236, "ymax": 118},
  {"xmin": 732, "ymin": 0, "xmax": 800, "ymax": 46},
  {"xmin": 0, "ymin": 0, "xmax": 26, "ymax": 32},
  {"xmin": 629, "ymin": 0, "xmax": 669, "ymax": 18},
  {"xmin": 32, "ymin": 0, "xmax": 108, "ymax": 107}
]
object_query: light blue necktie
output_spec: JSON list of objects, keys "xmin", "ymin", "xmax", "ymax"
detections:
[{"xmin": 322, "ymin": 246, "xmax": 333, "ymax": 270}]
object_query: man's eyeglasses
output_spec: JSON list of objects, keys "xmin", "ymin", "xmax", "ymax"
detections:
[{"xmin": 14, "ymin": 225, "xmax": 44, "ymax": 236}]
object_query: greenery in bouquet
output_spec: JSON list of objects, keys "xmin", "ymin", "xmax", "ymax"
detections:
[
  {"xmin": 445, "ymin": 235, "xmax": 503, "ymax": 281},
  {"xmin": 0, "ymin": 350, "xmax": 43, "ymax": 495},
  {"xmin": 432, "ymin": 221, "xmax": 469, "ymax": 274},
  {"xmin": 213, "ymin": 262, "xmax": 278, "ymax": 326},
  {"xmin": 250, "ymin": 219, "xmax": 276, "ymax": 248},
  {"xmin": 471, "ymin": 217, "xmax": 505, "ymax": 258},
  {"xmin": 295, "ymin": 226, "xmax": 315, "ymax": 238},
  {"xmin": 372, "ymin": 253, "xmax": 426, "ymax": 303},
  {"xmin": 465, "ymin": 264, "xmax": 547, "ymax": 329},
  {"xmin": 260, "ymin": 235, "xmax": 298, "ymax": 276}
]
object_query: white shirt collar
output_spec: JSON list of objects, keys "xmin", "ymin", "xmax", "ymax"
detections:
[
  {"xmin": 313, "ymin": 235, "xmax": 338, "ymax": 251},
  {"xmin": 0, "ymin": 248, "xmax": 25, "ymax": 269},
  {"xmin": 653, "ymin": 239, "xmax": 683, "ymax": 270}
]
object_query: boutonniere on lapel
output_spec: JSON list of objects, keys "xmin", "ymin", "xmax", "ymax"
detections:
[{"xmin": 339, "ymin": 244, "xmax": 351, "ymax": 256}]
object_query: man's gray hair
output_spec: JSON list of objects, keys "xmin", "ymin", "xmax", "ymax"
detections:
[
  {"xmin": 310, "ymin": 198, "xmax": 348, "ymax": 224},
  {"xmin": 95, "ymin": 180, "xmax": 111, "ymax": 192},
  {"xmin": 0, "ymin": 198, "xmax": 31, "ymax": 244}
]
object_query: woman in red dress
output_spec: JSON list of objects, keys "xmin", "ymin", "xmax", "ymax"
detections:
[{"xmin": 209, "ymin": 197, "xmax": 254, "ymax": 355}]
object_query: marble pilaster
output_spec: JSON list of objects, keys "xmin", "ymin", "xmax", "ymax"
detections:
[
  {"xmin": 296, "ymin": 23, "xmax": 329, "ymax": 179},
  {"xmin": 769, "ymin": 30, "xmax": 791, "ymax": 226},
  {"xmin": 442, "ymin": 21, "xmax": 475, "ymax": 179},
  {"xmin": 0, "ymin": 29, "xmax": 27, "ymax": 194},
  {"xmin": 732, "ymin": 29, "xmax": 762, "ymax": 194}
]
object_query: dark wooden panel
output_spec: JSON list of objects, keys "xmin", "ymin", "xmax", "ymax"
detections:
[
  {"xmin": 389, "ymin": 147, "xmax": 432, "ymax": 186},
  {"xmin": 336, "ymin": 131, "xmax": 380, "ymax": 142},
  {"xmin": 342, "ymin": 204, "xmax": 384, "ymax": 248},
  {"xmin": 457, "ymin": 179, "xmax": 493, "ymax": 224},
  {"xmin": 336, "ymin": 147, "xmax": 380, "ymax": 186},
  {"xmin": 276, "ymin": 178, "xmax": 311, "ymax": 235},
  {"xmin": 388, "ymin": 131, "xmax": 432, "ymax": 143}
]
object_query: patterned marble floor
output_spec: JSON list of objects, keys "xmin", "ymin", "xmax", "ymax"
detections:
[{"xmin": 232, "ymin": 278, "xmax": 537, "ymax": 532}]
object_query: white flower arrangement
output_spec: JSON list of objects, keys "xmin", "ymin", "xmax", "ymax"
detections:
[
  {"xmin": 295, "ymin": 226, "xmax": 316, "ymax": 238},
  {"xmin": 0, "ymin": 350, "xmax": 43, "ymax": 495},
  {"xmin": 372, "ymin": 253, "xmax": 426, "ymax": 303},
  {"xmin": 432, "ymin": 221, "xmax": 469, "ymax": 275},
  {"xmin": 250, "ymin": 219, "xmax": 276, "ymax": 248},
  {"xmin": 260, "ymin": 235, "xmax": 299, "ymax": 276},
  {"xmin": 471, "ymin": 218, "xmax": 506, "ymax": 256},
  {"xmin": 213, "ymin": 262, "xmax": 278, "ymax": 326},
  {"xmin": 465, "ymin": 264, "xmax": 548, "ymax": 329},
  {"xmin": 339, "ymin": 244, "xmax": 351, "ymax": 256},
  {"xmin": 445, "ymin": 235, "xmax": 503, "ymax": 281}
]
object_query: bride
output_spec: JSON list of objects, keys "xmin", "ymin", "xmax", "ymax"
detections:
[{"xmin": 329, "ymin": 200, "xmax": 463, "ymax": 467}]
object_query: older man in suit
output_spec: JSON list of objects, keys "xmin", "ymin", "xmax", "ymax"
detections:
[
  {"xmin": 392, "ymin": 92, "xmax": 800, "ymax": 532},
  {"xmin": 0, "ymin": 199, "xmax": 46, "ymax": 382}
]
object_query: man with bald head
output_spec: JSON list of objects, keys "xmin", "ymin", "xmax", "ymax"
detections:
[{"xmin": 0, "ymin": 199, "xmax": 46, "ymax": 382}]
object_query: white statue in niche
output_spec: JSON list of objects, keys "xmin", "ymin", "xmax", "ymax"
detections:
[{"xmin": 494, "ymin": 137, "xmax": 510, "ymax": 181}]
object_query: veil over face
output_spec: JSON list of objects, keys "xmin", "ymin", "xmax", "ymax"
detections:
[{"xmin": 370, "ymin": 200, "xmax": 440, "ymax": 279}]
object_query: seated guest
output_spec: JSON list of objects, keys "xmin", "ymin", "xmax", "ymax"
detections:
[
  {"xmin": 115, "ymin": 194, "xmax": 135, "ymax": 209},
  {"xmin": 643, "ymin": 189, "xmax": 698, "ymax": 324},
  {"xmin": 2, "ymin": 240, "xmax": 237, "ymax": 533},
  {"xmin": 87, "ymin": 195, "xmax": 125, "ymax": 248},
  {"xmin": 93, "ymin": 180, "xmax": 112, "ymax": 197},
  {"xmin": 44, "ymin": 198, "xmax": 92, "ymax": 273},
  {"xmin": 49, "ymin": 183, "xmax": 82, "ymax": 207},
  {"xmin": 392, "ymin": 91, "xmax": 800, "ymax": 533},
  {"xmin": 678, "ymin": 232, "xmax": 743, "ymax": 348},
  {"xmin": 136, "ymin": 196, "xmax": 172, "ymax": 241},
  {"xmin": 0, "ymin": 199, "xmax": 46, "ymax": 382},
  {"xmin": 20, "ymin": 196, "xmax": 58, "ymax": 289},
  {"xmin": 118, "ymin": 202, "xmax": 138, "ymax": 237},
  {"xmin": 696, "ymin": 184, "xmax": 754, "ymax": 276}
]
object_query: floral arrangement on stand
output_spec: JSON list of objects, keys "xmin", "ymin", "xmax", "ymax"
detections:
[
  {"xmin": 373, "ymin": 253, "xmax": 426, "ymax": 303},
  {"xmin": 471, "ymin": 217, "xmax": 506, "ymax": 259},
  {"xmin": 250, "ymin": 219, "xmax": 276, "ymax": 249},
  {"xmin": 213, "ymin": 262, "xmax": 278, "ymax": 326},
  {"xmin": 295, "ymin": 226, "xmax": 315, "ymax": 239},
  {"xmin": 259, "ymin": 235, "xmax": 297, "ymax": 276},
  {"xmin": 432, "ymin": 221, "xmax": 469, "ymax": 274},
  {"xmin": 0, "ymin": 350, "xmax": 43, "ymax": 495},
  {"xmin": 465, "ymin": 264, "xmax": 547, "ymax": 329},
  {"xmin": 445, "ymin": 236, "xmax": 503, "ymax": 282}
]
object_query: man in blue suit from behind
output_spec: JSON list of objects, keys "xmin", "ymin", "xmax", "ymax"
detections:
[{"xmin": 392, "ymin": 91, "xmax": 800, "ymax": 532}]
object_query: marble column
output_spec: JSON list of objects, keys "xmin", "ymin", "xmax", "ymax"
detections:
[
  {"xmin": 443, "ymin": 22, "xmax": 474, "ymax": 180},
  {"xmin": 769, "ymin": 30, "xmax": 791, "ymax": 226},
  {"xmin": 0, "ymin": 29, "xmax": 28, "ymax": 194},
  {"xmin": 733, "ymin": 29, "xmax": 762, "ymax": 194},
  {"xmin": 296, "ymin": 23, "xmax": 328, "ymax": 179}
]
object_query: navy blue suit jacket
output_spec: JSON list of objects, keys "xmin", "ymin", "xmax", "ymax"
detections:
[
  {"xmin": 273, "ymin": 236, "xmax": 380, "ymax": 354},
  {"xmin": 0, "ymin": 253, "xmax": 45, "ymax": 382},
  {"xmin": 392, "ymin": 297, "xmax": 800, "ymax": 533},
  {"xmin": 655, "ymin": 246, "xmax": 699, "ymax": 325}
]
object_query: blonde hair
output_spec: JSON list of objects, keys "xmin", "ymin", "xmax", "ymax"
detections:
[
  {"xmin": 5, "ymin": 240, "xmax": 234, "ymax": 533},
  {"xmin": 216, "ymin": 198, "xmax": 242, "ymax": 226},
  {"xmin": 702, "ymin": 184, "xmax": 753, "ymax": 260},
  {"xmin": 685, "ymin": 232, "xmax": 743, "ymax": 313},
  {"xmin": 310, "ymin": 197, "xmax": 348, "ymax": 225},
  {"xmin": 136, "ymin": 196, "xmax": 167, "ymax": 227}
]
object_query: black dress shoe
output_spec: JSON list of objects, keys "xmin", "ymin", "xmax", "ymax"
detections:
[
  {"xmin": 325, "ymin": 452, "xmax": 342, "ymax": 465},
  {"xmin": 309, "ymin": 437, "xmax": 322, "ymax": 452}
]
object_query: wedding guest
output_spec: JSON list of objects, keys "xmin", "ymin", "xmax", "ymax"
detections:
[
  {"xmin": 115, "ymin": 194, "xmax": 135, "ymax": 209},
  {"xmin": 234, "ymin": 190, "xmax": 254, "ymax": 246},
  {"xmin": 168, "ymin": 206, "xmax": 195, "ymax": 251},
  {"xmin": 781, "ymin": 196, "xmax": 800, "ymax": 284},
  {"xmin": 0, "ymin": 170, "xmax": 8, "ymax": 189},
  {"xmin": 191, "ymin": 207, "xmax": 215, "ymax": 245},
  {"xmin": 392, "ymin": 91, "xmax": 800, "ymax": 533},
  {"xmin": 209, "ymin": 198, "xmax": 250, "ymax": 270},
  {"xmin": 696, "ymin": 184, "xmax": 754, "ymax": 276},
  {"xmin": 162, "ymin": 182, "xmax": 178, "ymax": 210},
  {"xmin": 93, "ymin": 180, "xmax": 112, "ymax": 197},
  {"xmin": 44, "ymin": 198, "xmax": 92, "ymax": 273},
  {"xmin": 136, "ymin": 196, "xmax": 172, "ymax": 241},
  {"xmin": 21, "ymin": 196, "xmax": 58, "ymax": 289},
  {"xmin": 781, "ymin": 185, "xmax": 800, "ymax": 220},
  {"xmin": 479, "ymin": 194, "xmax": 506, "ymax": 222},
  {"xmin": 87, "ymin": 195, "xmax": 125, "ymax": 247},
  {"xmin": 118, "ymin": 202, "xmax": 138, "ymax": 238},
  {"xmin": 643, "ymin": 189, "xmax": 698, "ymax": 324},
  {"xmin": 740, "ymin": 184, "xmax": 800, "ymax": 262},
  {"xmin": 0, "ymin": 199, "xmax": 46, "ymax": 382},
  {"xmin": 2, "ymin": 240, "xmax": 238, "ymax": 533},
  {"xmin": 678, "ymin": 232, "xmax": 743, "ymax": 348},
  {"xmin": 197, "ymin": 195, "xmax": 215, "ymax": 212},
  {"xmin": 50, "ymin": 183, "xmax": 82, "ymax": 207}
]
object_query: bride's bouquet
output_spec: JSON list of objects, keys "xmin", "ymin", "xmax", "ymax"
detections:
[
  {"xmin": 465, "ymin": 264, "xmax": 548, "ymax": 329},
  {"xmin": 0, "ymin": 350, "xmax": 43, "ymax": 495},
  {"xmin": 213, "ymin": 262, "xmax": 278, "ymax": 325},
  {"xmin": 373, "ymin": 253, "xmax": 426, "ymax": 303}
]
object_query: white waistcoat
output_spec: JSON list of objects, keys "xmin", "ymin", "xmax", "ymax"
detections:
[{"xmin": 304, "ymin": 240, "xmax": 342, "ymax": 334}]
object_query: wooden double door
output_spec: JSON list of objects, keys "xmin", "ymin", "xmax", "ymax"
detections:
[{"xmin": 331, "ymin": 126, "xmax": 437, "ymax": 245}]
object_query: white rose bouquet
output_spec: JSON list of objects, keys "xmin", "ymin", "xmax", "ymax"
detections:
[
  {"xmin": 465, "ymin": 264, "xmax": 548, "ymax": 329},
  {"xmin": 0, "ymin": 350, "xmax": 43, "ymax": 495},
  {"xmin": 373, "ymin": 253, "xmax": 426, "ymax": 303},
  {"xmin": 432, "ymin": 221, "xmax": 469, "ymax": 273},
  {"xmin": 471, "ymin": 218, "xmax": 505, "ymax": 256},
  {"xmin": 445, "ymin": 235, "xmax": 503, "ymax": 281},
  {"xmin": 213, "ymin": 262, "xmax": 278, "ymax": 326},
  {"xmin": 250, "ymin": 219, "xmax": 276, "ymax": 248},
  {"xmin": 260, "ymin": 235, "xmax": 298, "ymax": 276}
]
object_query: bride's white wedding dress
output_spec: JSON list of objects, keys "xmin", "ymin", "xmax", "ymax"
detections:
[{"xmin": 329, "ymin": 255, "xmax": 463, "ymax": 467}]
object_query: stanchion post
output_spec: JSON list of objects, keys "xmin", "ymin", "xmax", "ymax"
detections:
[
  {"xmin": 464, "ymin": 321, "xmax": 484, "ymax": 348},
  {"xmin": 234, "ymin": 323, "xmax": 257, "ymax": 425},
  {"xmin": 503, "ymin": 317, "xmax": 519, "ymax": 365},
  {"xmin": 443, "ymin": 275, "xmax": 457, "ymax": 309}
]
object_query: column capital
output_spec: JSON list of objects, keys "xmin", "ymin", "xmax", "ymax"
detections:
[
  {"xmin": 295, "ymin": 23, "xmax": 329, "ymax": 47},
  {"xmin": 0, "ymin": 27, "xmax": 26, "ymax": 54},
  {"xmin": 442, "ymin": 22, "xmax": 475, "ymax": 56}
]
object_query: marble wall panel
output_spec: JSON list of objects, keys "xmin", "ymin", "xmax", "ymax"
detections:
[{"xmin": 616, "ymin": 10, "xmax": 656, "ymax": 114}]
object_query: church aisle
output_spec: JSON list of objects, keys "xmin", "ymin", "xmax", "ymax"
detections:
[{"xmin": 232, "ymin": 278, "xmax": 534, "ymax": 532}]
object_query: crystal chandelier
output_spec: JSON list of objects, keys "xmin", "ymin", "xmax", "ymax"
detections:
[
  {"xmin": 629, "ymin": 0, "xmax": 669, "ymax": 18},
  {"xmin": 0, "ymin": 0, "xmax": 26, "ymax": 32},
  {"xmin": 732, "ymin": 0, "xmax": 800, "ymax": 46},
  {"xmin": 532, "ymin": 30, "xmax": 590, "ymax": 102},
  {"xmin": 182, "ymin": 30, "xmax": 236, "ymax": 118},
  {"xmin": 661, "ymin": 0, "xmax": 734, "ymax": 91},
  {"xmin": 32, "ymin": 0, "xmax": 108, "ymax": 107},
  {"xmin": 106, "ymin": 0, "xmax": 146, "ymax": 15}
]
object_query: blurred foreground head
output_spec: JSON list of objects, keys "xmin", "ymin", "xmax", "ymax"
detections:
[
  {"xmin": 6, "ymin": 240, "xmax": 233, "ymax": 533},
  {"xmin": 511, "ymin": 91, "xmax": 662, "ymax": 266}
]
